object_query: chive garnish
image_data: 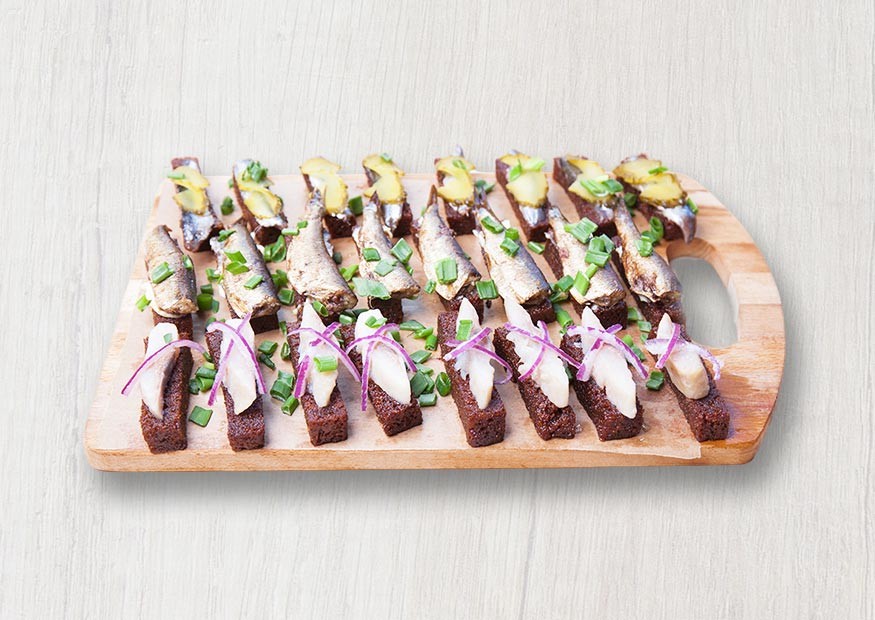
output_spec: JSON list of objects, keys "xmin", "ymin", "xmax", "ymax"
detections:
[
  {"xmin": 400, "ymin": 320, "xmax": 426, "ymax": 332},
  {"xmin": 262, "ymin": 237, "xmax": 287, "ymax": 263},
  {"xmin": 435, "ymin": 258, "xmax": 458, "ymax": 284},
  {"xmin": 602, "ymin": 178, "xmax": 623, "ymax": 194},
  {"xmin": 220, "ymin": 196, "xmax": 234, "ymax": 215},
  {"xmin": 314, "ymin": 356, "xmax": 338, "ymax": 372},
  {"xmin": 504, "ymin": 228, "xmax": 520, "ymax": 241},
  {"xmin": 424, "ymin": 279, "xmax": 436, "ymax": 294},
  {"xmin": 365, "ymin": 315, "xmax": 387, "ymax": 328},
  {"xmin": 390, "ymin": 238, "xmax": 413, "ymax": 264},
  {"xmin": 258, "ymin": 341, "xmax": 278, "ymax": 356},
  {"xmin": 564, "ymin": 218, "xmax": 597, "ymax": 244},
  {"xmin": 279, "ymin": 342, "xmax": 291, "ymax": 361},
  {"xmin": 500, "ymin": 237, "xmax": 519, "ymax": 257},
  {"xmin": 410, "ymin": 350, "xmax": 432, "ymax": 364},
  {"xmin": 200, "ymin": 283, "xmax": 213, "ymax": 295},
  {"xmin": 585, "ymin": 263, "xmax": 600, "ymax": 280},
  {"xmin": 624, "ymin": 192, "xmax": 637, "ymax": 208},
  {"xmin": 527, "ymin": 241, "xmax": 545, "ymax": 254},
  {"xmin": 649, "ymin": 217, "xmax": 664, "ymax": 242},
  {"xmin": 225, "ymin": 250, "xmax": 246, "ymax": 264},
  {"xmin": 480, "ymin": 215, "xmax": 504, "ymax": 234},
  {"xmin": 686, "ymin": 197, "xmax": 698, "ymax": 214},
  {"xmin": 621, "ymin": 334, "xmax": 646, "ymax": 361},
  {"xmin": 281, "ymin": 395, "xmax": 299, "ymax": 415},
  {"xmin": 410, "ymin": 371, "xmax": 434, "ymax": 397},
  {"xmin": 197, "ymin": 293, "xmax": 213, "ymax": 312},
  {"xmin": 339, "ymin": 312, "xmax": 355, "ymax": 325},
  {"xmin": 189, "ymin": 405, "xmax": 213, "ymax": 427},
  {"xmin": 414, "ymin": 327, "xmax": 433, "ymax": 340},
  {"xmin": 474, "ymin": 179, "xmax": 495, "ymax": 194},
  {"xmin": 523, "ymin": 157, "xmax": 545, "ymax": 172},
  {"xmin": 332, "ymin": 250, "xmax": 343, "ymax": 264},
  {"xmin": 226, "ymin": 262, "xmax": 249, "ymax": 275},
  {"xmin": 554, "ymin": 304, "xmax": 574, "ymax": 329},
  {"xmin": 374, "ymin": 258, "xmax": 396, "ymax": 277},
  {"xmin": 188, "ymin": 378, "xmax": 200, "ymax": 395},
  {"xmin": 646, "ymin": 370, "xmax": 665, "ymax": 390},
  {"xmin": 167, "ymin": 170, "xmax": 185, "ymax": 180},
  {"xmin": 424, "ymin": 333, "xmax": 438, "ymax": 351},
  {"xmin": 206, "ymin": 268, "xmax": 222, "ymax": 282},
  {"xmin": 636, "ymin": 239, "xmax": 654, "ymax": 257},
  {"xmin": 456, "ymin": 319, "xmax": 473, "ymax": 341},
  {"xmin": 418, "ymin": 393, "xmax": 438, "ymax": 407},
  {"xmin": 647, "ymin": 165, "xmax": 668, "ymax": 175},
  {"xmin": 282, "ymin": 227, "xmax": 299, "ymax": 237},
  {"xmin": 584, "ymin": 250, "xmax": 610, "ymax": 267},
  {"xmin": 351, "ymin": 277, "xmax": 391, "ymax": 299},
  {"xmin": 150, "ymin": 262, "xmax": 173, "ymax": 284},
  {"xmin": 195, "ymin": 365, "xmax": 217, "ymax": 380},
  {"xmin": 380, "ymin": 152, "xmax": 393, "ymax": 163},
  {"xmin": 475, "ymin": 279, "xmax": 499, "ymax": 300},
  {"xmin": 210, "ymin": 298, "xmax": 219, "ymax": 313},
  {"xmin": 340, "ymin": 263, "xmax": 359, "ymax": 281},
  {"xmin": 136, "ymin": 295, "xmax": 150, "ymax": 312},
  {"xmin": 243, "ymin": 275, "xmax": 263, "ymax": 289},
  {"xmin": 554, "ymin": 275, "xmax": 574, "ymax": 292},
  {"xmin": 573, "ymin": 271, "xmax": 591, "ymax": 296},
  {"xmin": 312, "ymin": 300, "xmax": 329, "ymax": 316},
  {"xmin": 627, "ymin": 307, "xmax": 641, "ymax": 321},
  {"xmin": 270, "ymin": 377, "xmax": 292, "ymax": 401},
  {"xmin": 271, "ymin": 269, "xmax": 289, "ymax": 289},
  {"xmin": 348, "ymin": 195, "xmax": 364, "ymax": 216},
  {"xmin": 507, "ymin": 162, "xmax": 523, "ymax": 182},
  {"xmin": 362, "ymin": 247, "xmax": 381, "ymax": 262},
  {"xmin": 435, "ymin": 372, "xmax": 451, "ymax": 397},
  {"xmin": 297, "ymin": 220, "xmax": 309, "ymax": 229},
  {"xmin": 218, "ymin": 229, "xmax": 236, "ymax": 242},
  {"xmin": 258, "ymin": 352, "xmax": 276, "ymax": 370}
]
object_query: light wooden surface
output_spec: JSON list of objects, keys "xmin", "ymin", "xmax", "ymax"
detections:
[
  {"xmin": 1, "ymin": 0, "xmax": 872, "ymax": 618},
  {"xmin": 85, "ymin": 172, "xmax": 783, "ymax": 470}
]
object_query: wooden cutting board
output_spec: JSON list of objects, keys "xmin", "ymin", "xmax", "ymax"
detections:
[{"xmin": 84, "ymin": 171, "xmax": 784, "ymax": 470}]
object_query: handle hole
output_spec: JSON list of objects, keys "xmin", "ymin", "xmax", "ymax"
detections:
[{"xmin": 669, "ymin": 257, "xmax": 737, "ymax": 348}]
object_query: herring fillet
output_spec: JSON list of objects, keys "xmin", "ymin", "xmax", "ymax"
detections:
[
  {"xmin": 212, "ymin": 221, "xmax": 280, "ymax": 318},
  {"xmin": 613, "ymin": 202, "xmax": 682, "ymax": 302},
  {"xmin": 414, "ymin": 188, "xmax": 481, "ymax": 300},
  {"xmin": 354, "ymin": 198, "xmax": 420, "ymax": 298},
  {"xmin": 285, "ymin": 189, "xmax": 357, "ymax": 315},
  {"xmin": 144, "ymin": 225, "xmax": 197, "ymax": 316}
]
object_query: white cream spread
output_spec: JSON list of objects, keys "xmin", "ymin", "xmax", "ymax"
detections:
[
  {"xmin": 503, "ymin": 297, "xmax": 569, "ymax": 408},
  {"xmin": 656, "ymin": 314, "xmax": 709, "ymax": 399},
  {"xmin": 220, "ymin": 318, "xmax": 258, "ymax": 413},
  {"xmin": 355, "ymin": 310, "xmax": 411, "ymax": 404},
  {"xmin": 299, "ymin": 302, "xmax": 338, "ymax": 407},
  {"xmin": 578, "ymin": 308, "xmax": 637, "ymax": 418},
  {"xmin": 451, "ymin": 298, "xmax": 494, "ymax": 409},
  {"xmin": 140, "ymin": 322, "xmax": 181, "ymax": 419}
]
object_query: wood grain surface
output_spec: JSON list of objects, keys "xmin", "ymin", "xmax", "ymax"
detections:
[{"xmin": 1, "ymin": 1, "xmax": 872, "ymax": 618}]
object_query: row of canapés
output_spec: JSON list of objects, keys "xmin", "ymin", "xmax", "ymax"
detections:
[{"xmin": 123, "ymin": 152, "xmax": 726, "ymax": 454}]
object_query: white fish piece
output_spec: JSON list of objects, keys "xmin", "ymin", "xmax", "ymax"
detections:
[
  {"xmin": 656, "ymin": 314, "xmax": 709, "ymax": 399},
  {"xmin": 579, "ymin": 308, "xmax": 637, "ymax": 418},
  {"xmin": 220, "ymin": 318, "xmax": 258, "ymax": 413},
  {"xmin": 355, "ymin": 309, "xmax": 411, "ymax": 404},
  {"xmin": 299, "ymin": 302, "xmax": 339, "ymax": 407},
  {"xmin": 452, "ymin": 298, "xmax": 494, "ymax": 409},
  {"xmin": 140, "ymin": 322, "xmax": 181, "ymax": 419},
  {"xmin": 504, "ymin": 297, "xmax": 569, "ymax": 408}
]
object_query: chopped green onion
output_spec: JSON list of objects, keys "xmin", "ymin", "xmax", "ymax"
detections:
[
  {"xmin": 210, "ymin": 298, "xmax": 219, "ymax": 313},
  {"xmin": 218, "ymin": 229, "xmax": 236, "ymax": 242},
  {"xmin": 649, "ymin": 217, "xmax": 664, "ymax": 242},
  {"xmin": 282, "ymin": 227, "xmax": 299, "ymax": 237},
  {"xmin": 281, "ymin": 395, "xmax": 299, "ymax": 415},
  {"xmin": 270, "ymin": 377, "xmax": 292, "ymax": 401},
  {"xmin": 188, "ymin": 378, "xmax": 200, "ymax": 395},
  {"xmin": 225, "ymin": 250, "xmax": 245, "ymax": 264},
  {"xmin": 278, "ymin": 289, "xmax": 294, "ymax": 306},
  {"xmin": 150, "ymin": 262, "xmax": 173, "ymax": 284},
  {"xmin": 480, "ymin": 215, "xmax": 505, "ymax": 234},
  {"xmin": 182, "ymin": 255, "xmax": 193, "ymax": 270},
  {"xmin": 227, "ymin": 178, "xmax": 234, "ymax": 188},
  {"xmin": 414, "ymin": 327, "xmax": 433, "ymax": 340},
  {"xmin": 435, "ymin": 372, "xmax": 452, "ymax": 397},
  {"xmin": 507, "ymin": 162, "xmax": 523, "ymax": 182},
  {"xmin": 500, "ymin": 237, "xmax": 520, "ymax": 257},
  {"xmin": 136, "ymin": 295, "xmax": 150, "ymax": 312},
  {"xmin": 400, "ymin": 320, "xmax": 426, "ymax": 332},
  {"xmin": 645, "ymin": 370, "xmax": 665, "ymax": 391},
  {"xmin": 554, "ymin": 275, "xmax": 575, "ymax": 292},
  {"xmin": 549, "ymin": 290, "xmax": 568, "ymax": 303},
  {"xmin": 197, "ymin": 293, "xmax": 213, "ymax": 312},
  {"xmin": 585, "ymin": 263, "xmax": 600, "ymax": 279},
  {"xmin": 388, "ymin": 329, "xmax": 401, "ymax": 342},
  {"xmin": 627, "ymin": 307, "xmax": 641, "ymax": 322},
  {"xmin": 362, "ymin": 247, "xmax": 380, "ymax": 262},
  {"xmin": 195, "ymin": 366, "xmax": 217, "ymax": 380},
  {"xmin": 636, "ymin": 239, "xmax": 654, "ymax": 257},
  {"xmin": 243, "ymin": 160, "xmax": 268, "ymax": 183},
  {"xmin": 621, "ymin": 335, "xmax": 646, "ymax": 361},
  {"xmin": 602, "ymin": 178, "xmax": 623, "ymax": 193},
  {"xmin": 391, "ymin": 238, "xmax": 413, "ymax": 264},
  {"xmin": 554, "ymin": 304, "xmax": 574, "ymax": 329},
  {"xmin": 380, "ymin": 152, "xmax": 393, "ymax": 163},
  {"xmin": 220, "ymin": 196, "xmax": 234, "ymax": 215},
  {"xmin": 527, "ymin": 241, "xmax": 545, "ymax": 254},
  {"xmin": 435, "ymin": 258, "xmax": 458, "ymax": 284},
  {"xmin": 351, "ymin": 277, "xmax": 391, "ymax": 299},
  {"xmin": 686, "ymin": 197, "xmax": 699, "ymax": 214},
  {"xmin": 424, "ymin": 333, "xmax": 438, "ymax": 351},
  {"xmin": 206, "ymin": 268, "xmax": 222, "ymax": 282},
  {"xmin": 474, "ymin": 179, "xmax": 495, "ymax": 194},
  {"xmin": 271, "ymin": 269, "xmax": 289, "ymax": 289},
  {"xmin": 637, "ymin": 320, "xmax": 652, "ymax": 336},
  {"xmin": 296, "ymin": 220, "xmax": 309, "ymax": 229},
  {"xmin": 504, "ymin": 228, "xmax": 520, "ymax": 241},
  {"xmin": 624, "ymin": 192, "xmax": 637, "ymax": 208},
  {"xmin": 573, "ymin": 271, "xmax": 591, "ymax": 296},
  {"xmin": 452, "ymin": 158, "xmax": 467, "ymax": 169},
  {"xmin": 200, "ymin": 283, "xmax": 213, "ymax": 295},
  {"xmin": 410, "ymin": 350, "xmax": 432, "ymax": 364},
  {"xmin": 564, "ymin": 218, "xmax": 598, "ymax": 244},
  {"xmin": 339, "ymin": 312, "xmax": 355, "ymax": 325},
  {"xmin": 314, "ymin": 356, "xmax": 338, "ymax": 372},
  {"xmin": 332, "ymin": 250, "xmax": 343, "ymax": 264},
  {"xmin": 189, "ymin": 405, "xmax": 213, "ymax": 427},
  {"xmin": 243, "ymin": 275, "xmax": 263, "ymax": 289},
  {"xmin": 374, "ymin": 258, "xmax": 396, "ymax": 277},
  {"xmin": 167, "ymin": 170, "xmax": 185, "ymax": 180},
  {"xmin": 163, "ymin": 333, "xmax": 173, "ymax": 344},
  {"xmin": 424, "ymin": 279, "xmax": 436, "ymax": 294},
  {"xmin": 226, "ymin": 261, "xmax": 249, "ymax": 275},
  {"xmin": 262, "ymin": 237, "xmax": 287, "ymax": 263},
  {"xmin": 648, "ymin": 165, "xmax": 668, "ymax": 175},
  {"xmin": 405, "ymin": 264, "xmax": 414, "ymax": 275},
  {"xmin": 476, "ymin": 279, "xmax": 499, "ymax": 300},
  {"xmin": 258, "ymin": 341, "xmax": 278, "ymax": 356},
  {"xmin": 312, "ymin": 300, "xmax": 328, "ymax": 316},
  {"xmin": 258, "ymin": 352, "xmax": 276, "ymax": 370},
  {"xmin": 584, "ymin": 250, "xmax": 610, "ymax": 267},
  {"xmin": 280, "ymin": 342, "xmax": 291, "ymax": 361},
  {"xmin": 456, "ymin": 319, "xmax": 473, "ymax": 341},
  {"xmin": 365, "ymin": 315, "xmax": 387, "ymax": 328},
  {"xmin": 205, "ymin": 316, "xmax": 219, "ymax": 327},
  {"xmin": 597, "ymin": 234, "xmax": 615, "ymax": 254},
  {"xmin": 340, "ymin": 263, "xmax": 359, "ymax": 281},
  {"xmin": 418, "ymin": 392, "xmax": 438, "ymax": 407},
  {"xmin": 580, "ymin": 178, "xmax": 609, "ymax": 197},
  {"xmin": 410, "ymin": 371, "xmax": 435, "ymax": 397},
  {"xmin": 348, "ymin": 195, "xmax": 364, "ymax": 216}
]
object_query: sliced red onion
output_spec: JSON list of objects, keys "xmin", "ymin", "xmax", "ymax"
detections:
[
  {"xmin": 206, "ymin": 314, "xmax": 266, "ymax": 406},
  {"xmin": 518, "ymin": 342, "xmax": 546, "ymax": 381},
  {"xmin": 121, "ymin": 339, "xmax": 206, "ymax": 396},
  {"xmin": 571, "ymin": 324, "xmax": 622, "ymax": 382},
  {"xmin": 293, "ymin": 356, "xmax": 311, "ymax": 399},
  {"xmin": 346, "ymin": 333, "xmax": 417, "ymax": 373},
  {"xmin": 346, "ymin": 323, "xmax": 417, "ymax": 411},
  {"xmin": 503, "ymin": 322, "xmax": 580, "ymax": 368},
  {"xmin": 566, "ymin": 324, "xmax": 648, "ymax": 378},
  {"xmin": 645, "ymin": 335, "xmax": 723, "ymax": 380},
  {"xmin": 289, "ymin": 324, "xmax": 360, "ymax": 382},
  {"xmin": 443, "ymin": 327, "xmax": 491, "ymax": 360},
  {"xmin": 656, "ymin": 323, "xmax": 681, "ymax": 369}
]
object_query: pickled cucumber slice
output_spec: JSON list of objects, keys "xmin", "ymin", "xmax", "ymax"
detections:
[{"xmin": 173, "ymin": 188, "xmax": 208, "ymax": 215}]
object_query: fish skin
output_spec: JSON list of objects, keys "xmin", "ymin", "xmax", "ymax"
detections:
[
  {"xmin": 474, "ymin": 199, "xmax": 551, "ymax": 306},
  {"xmin": 613, "ymin": 202, "xmax": 682, "ymax": 302},
  {"xmin": 353, "ymin": 197, "xmax": 420, "ymax": 299},
  {"xmin": 212, "ymin": 220, "xmax": 281, "ymax": 318},
  {"xmin": 144, "ymin": 225, "xmax": 198, "ymax": 316},
  {"xmin": 413, "ymin": 188, "xmax": 481, "ymax": 300},
  {"xmin": 545, "ymin": 206, "xmax": 626, "ymax": 308},
  {"xmin": 285, "ymin": 190, "xmax": 357, "ymax": 315}
]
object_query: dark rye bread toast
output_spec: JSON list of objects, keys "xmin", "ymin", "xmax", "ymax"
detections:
[
  {"xmin": 339, "ymin": 325, "xmax": 422, "ymax": 436},
  {"xmin": 285, "ymin": 328, "xmax": 349, "ymax": 446},
  {"xmin": 540, "ymin": 237, "xmax": 628, "ymax": 328},
  {"xmin": 492, "ymin": 326, "xmax": 575, "ymax": 440},
  {"xmin": 551, "ymin": 158, "xmax": 616, "ymax": 236},
  {"xmin": 435, "ymin": 285, "xmax": 486, "ymax": 321},
  {"xmin": 171, "ymin": 156, "xmax": 224, "ymax": 253},
  {"xmin": 227, "ymin": 304, "xmax": 279, "ymax": 335},
  {"xmin": 437, "ymin": 312, "xmax": 506, "ymax": 447},
  {"xmin": 495, "ymin": 158, "xmax": 550, "ymax": 242},
  {"xmin": 560, "ymin": 333, "xmax": 644, "ymax": 441},
  {"xmin": 367, "ymin": 297, "xmax": 404, "ymax": 325},
  {"xmin": 663, "ymin": 355, "xmax": 729, "ymax": 442},
  {"xmin": 205, "ymin": 331, "xmax": 265, "ymax": 451},
  {"xmin": 302, "ymin": 174, "xmax": 356, "ymax": 238}
]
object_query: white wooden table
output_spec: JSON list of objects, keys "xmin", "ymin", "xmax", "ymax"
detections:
[{"xmin": 1, "ymin": 1, "xmax": 872, "ymax": 618}]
